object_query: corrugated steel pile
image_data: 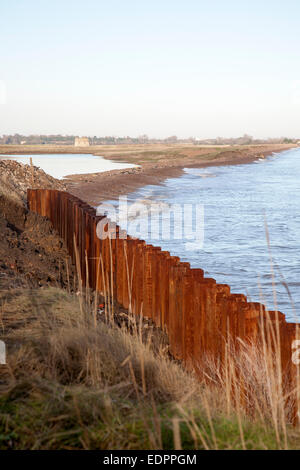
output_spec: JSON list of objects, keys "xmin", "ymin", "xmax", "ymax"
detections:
[{"xmin": 27, "ymin": 188, "xmax": 299, "ymax": 416}]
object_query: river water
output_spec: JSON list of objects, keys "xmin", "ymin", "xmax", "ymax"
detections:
[
  {"xmin": 110, "ymin": 148, "xmax": 300, "ymax": 321},
  {"xmin": 0, "ymin": 153, "xmax": 137, "ymax": 179},
  {"xmin": 2, "ymin": 149, "xmax": 299, "ymax": 320}
]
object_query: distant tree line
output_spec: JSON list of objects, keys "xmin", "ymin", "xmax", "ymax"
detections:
[{"xmin": 0, "ymin": 133, "xmax": 298, "ymax": 146}]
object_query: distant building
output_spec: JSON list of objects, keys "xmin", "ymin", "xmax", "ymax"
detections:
[{"xmin": 74, "ymin": 137, "xmax": 90, "ymax": 147}]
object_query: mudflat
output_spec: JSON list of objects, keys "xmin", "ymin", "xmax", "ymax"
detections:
[
  {"xmin": 64, "ymin": 143, "xmax": 295, "ymax": 205},
  {"xmin": 0, "ymin": 143, "xmax": 295, "ymax": 206}
]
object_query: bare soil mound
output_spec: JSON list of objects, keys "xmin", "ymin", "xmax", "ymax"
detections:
[
  {"xmin": 0, "ymin": 159, "xmax": 66, "ymax": 205},
  {"xmin": 0, "ymin": 160, "xmax": 73, "ymax": 290}
]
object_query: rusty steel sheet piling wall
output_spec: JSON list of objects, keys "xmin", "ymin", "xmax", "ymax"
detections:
[{"xmin": 27, "ymin": 189, "xmax": 300, "ymax": 409}]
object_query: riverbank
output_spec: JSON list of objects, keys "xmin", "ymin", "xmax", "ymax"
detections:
[
  {"xmin": 0, "ymin": 154, "xmax": 299, "ymax": 449},
  {"xmin": 2, "ymin": 284, "xmax": 295, "ymax": 450},
  {"xmin": 0, "ymin": 143, "xmax": 295, "ymax": 205},
  {"xmin": 64, "ymin": 143, "xmax": 295, "ymax": 205}
]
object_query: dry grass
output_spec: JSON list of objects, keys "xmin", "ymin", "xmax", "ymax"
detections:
[
  {"xmin": 0, "ymin": 285, "xmax": 299, "ymax": 450},
  {"xmin": 1, "ymin": 144, "xmax": 299, "ymax": 449},
  {"xmin": 0, "ymin": 222, "xmax": 299, "ymax": 449}
]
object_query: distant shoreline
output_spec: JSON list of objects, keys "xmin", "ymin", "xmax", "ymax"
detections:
[
  {"xmin": 0, "ymin": 143, "xmax": 295, "ymax": 206},
  {"xmin": 64, "ymin": 144, "xmax": 295, "ymax": 206}
]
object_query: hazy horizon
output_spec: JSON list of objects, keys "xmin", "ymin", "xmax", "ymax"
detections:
[
  {"xmin": 1, "ymin": 0, "xmax": 300, "ymax": 139},
  {"xmin": 0, "ymin": 133, "xmax": 297, "ymax": 142}
]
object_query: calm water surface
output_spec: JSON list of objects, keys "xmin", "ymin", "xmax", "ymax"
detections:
[
  {"xmin": 0, "ymin": 153, "xmax": 137, "ymax": 179},
  {"xmin": 113, "ymin": 148, "xmax": 300, "ymax": 321}
]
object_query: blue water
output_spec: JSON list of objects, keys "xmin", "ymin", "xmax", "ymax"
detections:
[{"xmin": 109, "ymin": 148, "xmax": 300, "ymax": 321}]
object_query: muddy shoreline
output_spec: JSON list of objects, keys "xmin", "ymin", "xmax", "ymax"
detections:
[
  {"xmin": 0, "ymin": 143, "xmax": 295, "ymax": 206},
  {"xmin": 64, "ymin": 144, "xmax": 294, "ymax": 206}
]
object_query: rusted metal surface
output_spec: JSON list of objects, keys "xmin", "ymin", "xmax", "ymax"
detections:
[{"xmin": 27, "ymin": 189, "xmax": 299, "ymax": 404}]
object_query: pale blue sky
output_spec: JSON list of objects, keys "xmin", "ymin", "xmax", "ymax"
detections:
[{"xmin": 1, "ymin": 0, "xmax": 300, "ymax": 138}]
